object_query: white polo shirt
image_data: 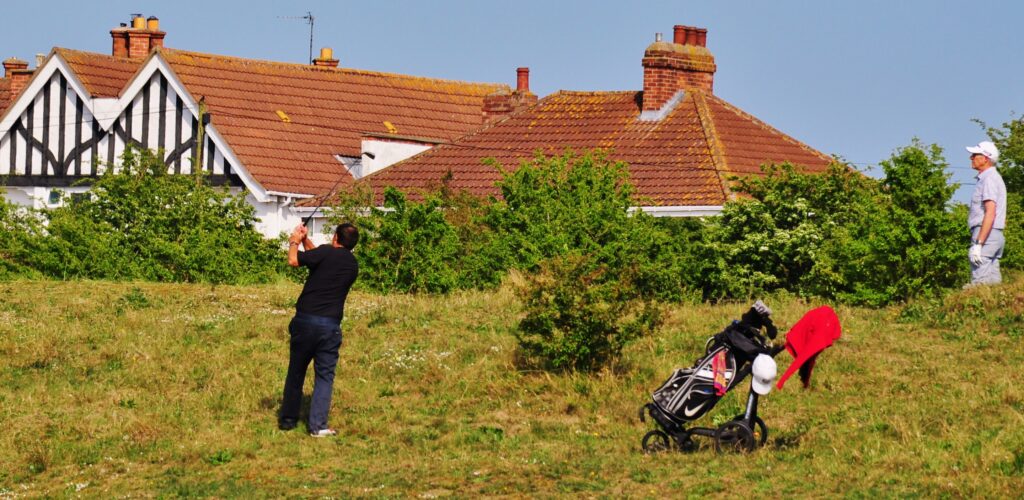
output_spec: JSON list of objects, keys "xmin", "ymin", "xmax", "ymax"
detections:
[{"xmin": 968, "ymin": 167, "xmax": 1007, "ymax": 230}]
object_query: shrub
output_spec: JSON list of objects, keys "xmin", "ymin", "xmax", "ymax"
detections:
[
  {"xmin": 482, "ymin": 151, "xmax": 704, "ymax": 302},
  {"xmin": 706, "ymin": 143, "xmax": 966, "ymax": 306},
  {"xmin": 1002, "ymin": 193, "xmax": 1023, "ymax": 270},
  {"xmin": 514, "ymin": 253, "xmax": 663, "ymax": 371},
  {"xmin": 348, "ymin": 187, "xmax": 463, "ymax": 293},
  {"xmin": 25, "ymin": 147, "xmax": 284, "ymax": 284},
  {"xmin": 0, "ymin": 191, "xmax": 44, "ymax": 279},
  {"xmin": 704, "ymin": 162, "xmax": 877, "ymax": 300},
  {"xmin": 825, "ymin": 143, "xmax": 966, "ymax": 305},
  {"xmin": 335, "ymin": 151, "xmax": 707, "ymax": 301},
  {"xmin": 493, "ymin": 152, "xmax": 683, "ymax": 369}
]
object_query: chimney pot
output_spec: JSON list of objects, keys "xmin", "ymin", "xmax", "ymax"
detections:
[
  {"xmin": 694, "ymin": 28, "xmax": 707, "ymax": 47},
  {"xmin": 131, "ymin": 14, "xmax": 146, "ymax": 30},
  {"xmin": 147, "ymin": 16, "xmax": 159, "ymax": 31},
  {"xmin": 6, "ymin": 59, "xmax": 33, "ymax": 98},
  {"xmin": 685, "ymin": 27, "xmax": 698, "ymax": 46},
  {"xmin": 3, "ymin": 58, "xmax": 28, "ymax": 78},
  {"xmin": 641, "ymin": 23, "xmax": 717, "ymax": 111},
  {"xmin": 312, "ymin": 47, "xmax": 339, "ymax": 67},
  {"xmin": 516, "ymin": 67, "xmax": 530, "ymax": 92},
  {"xmin": 673, "ymin": 25, "xmax": 686, "ymax": 45},
  {"xmin": 654, "ymin": 32, "xmax": 663, "ymax": 43}
]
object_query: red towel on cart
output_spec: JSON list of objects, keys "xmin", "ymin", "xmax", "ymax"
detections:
[
  {"xmin": 777, "ymin": 305, "xmax": 842, "ymax": 389},
  {"xmin": 712, "ymin": 350, "xmax": 728, "ymax": 396}
]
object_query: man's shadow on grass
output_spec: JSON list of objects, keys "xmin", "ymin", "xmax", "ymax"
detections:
[{"xmin": 260, "ymin": 394, "xmax": 313, "ymax": 432}]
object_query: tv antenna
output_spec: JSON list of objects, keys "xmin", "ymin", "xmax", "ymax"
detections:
[{"xmin": 278, "ymin": 11, "xmax": 315, "ymax": 63}]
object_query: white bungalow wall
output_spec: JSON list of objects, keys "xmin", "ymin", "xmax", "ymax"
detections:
[{"xmin": 354, "ymin": 137, "xmax": 433, "ymax": 179}]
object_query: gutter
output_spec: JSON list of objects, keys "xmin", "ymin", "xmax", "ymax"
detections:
[{"xmin": 630, "ymin": 205, "xmax": 723, "ymax": 217}]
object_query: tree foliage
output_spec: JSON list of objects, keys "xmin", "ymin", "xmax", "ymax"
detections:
[
  {"xmin": 706, "ymin": 144, "xmax": 966, "ymax": 305},
  {"xmin": 4, "ymin": 147, "xmax": 285, "ymax": 283}
]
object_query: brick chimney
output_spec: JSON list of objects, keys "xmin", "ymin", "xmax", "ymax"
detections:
[
  {"xmin": 312, "ymin": 47, "xmax": 339, "ymax": 68},
  {"xmin": 483, "ymin": 67, "xmax": 539, "ymax": 122},
  {"xmin": 641, "ymin": 24, "xmax": 716, "ymax": 111},
  {"xmin": 111, "ymin": 14, "xmax": 166, "ymax": 58},
  {"xmin": 4, "ymin": 58, "xmax": 32, "ymax": 98}
]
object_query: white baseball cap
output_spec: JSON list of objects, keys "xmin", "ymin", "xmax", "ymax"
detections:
[
  {"xmin": 966, "ymin": 141, "xmax": 999, "ymax": 161},
  {"xmin": 751, "ymin": 354, "xmax": 778, "ymax": 395}
]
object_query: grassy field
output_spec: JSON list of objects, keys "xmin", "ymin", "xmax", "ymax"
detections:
[{"xmin": 2, "ymin": 275, "xmax": 1024, "ymax": 498}]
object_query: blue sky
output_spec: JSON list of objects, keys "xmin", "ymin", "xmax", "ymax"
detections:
[{"xmin": 3, "ymin": 0, "xmax": 1021, "ymax": 202}]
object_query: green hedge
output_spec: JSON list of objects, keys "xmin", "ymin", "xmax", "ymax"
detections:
[{"xmin": 1, "ymin": 147, "xmax": 286, "ymax": 284}]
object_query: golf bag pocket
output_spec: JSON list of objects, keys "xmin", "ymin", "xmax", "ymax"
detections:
[{"xmin": 651, "ymin": 348, "xmax": 736, "ymax": 423}]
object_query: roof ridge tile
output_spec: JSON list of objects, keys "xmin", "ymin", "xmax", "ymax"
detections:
[{"xmin": 159, "ymin": 48, "xmax": 510, "ymax": 92}]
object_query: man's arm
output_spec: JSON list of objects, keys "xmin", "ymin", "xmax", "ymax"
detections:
[
  {"xmin": 302, "ymin": 232, "xmax": 315, "ymax": 251},
  {"xmin": 287, "ymin": 224, "xmax": 308, "ymax": 268},
  {"xmin": 977, "ymin": 200, "xmax": 997, "ymax": 245}
]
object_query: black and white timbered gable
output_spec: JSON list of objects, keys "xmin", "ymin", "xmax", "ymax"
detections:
[{"xmin": 0, "ymin": 52, "xmax": 264, "ymax": 201}]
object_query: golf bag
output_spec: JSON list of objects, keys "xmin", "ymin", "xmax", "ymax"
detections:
[
  {"xmin": 650, "ymin": 322, "xmax": 769, "ymax": 424},
  {"xmin": 640, "ymin": 302, "xmax": 778, "ymax": 453}
]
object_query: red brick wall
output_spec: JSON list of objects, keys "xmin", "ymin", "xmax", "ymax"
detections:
[
  {"xmin": 641, "ymin": 47, "xmax": 716, "ymax": 111},
  {"xmin": 483, "ymin": 92, "xmax": 538, "ymax": 122},
  {"xmin": 10, "ymin": 69, "xmax": 33, "ymax": 98},
  {"xmin": 111, "ymin": 30, "xmax": 129, "ymax": 58},
  {"xmin": 128, "ymin": 32, "xmax": 152, "ymax": 58}
]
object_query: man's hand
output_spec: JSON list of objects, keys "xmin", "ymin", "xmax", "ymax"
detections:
[
  {"xmin": 969, "ymin": 244, "xmax": 984, "ymax": 265},
  {"xmin": 289, "ymin": 224, "xmax": 308, "ymax": 245},
  {"xmin": 288, "ymin": 224, "xmax": 307, "ymax": 268}
]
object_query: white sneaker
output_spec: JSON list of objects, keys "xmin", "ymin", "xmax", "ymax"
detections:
[{"xmin": 309, "ymin": 428, "xmax": 337, "ymax": 438}]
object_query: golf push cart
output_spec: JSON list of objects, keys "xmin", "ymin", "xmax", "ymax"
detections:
[{"xmin": 639, "ymin": 302, "xmax": 840, "ymax": 453}]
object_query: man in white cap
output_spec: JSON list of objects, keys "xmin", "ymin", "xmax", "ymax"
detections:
[{"xmin": 966, "ymin": 140, "xmax": 1007, "ymax": 285}]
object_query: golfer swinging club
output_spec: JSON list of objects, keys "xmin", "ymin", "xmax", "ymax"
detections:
[{"xmin": 279, "ymin": 222, "xmax": 359, "ymax": 437}]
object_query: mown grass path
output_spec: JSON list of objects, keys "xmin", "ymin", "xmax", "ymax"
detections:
[{"xmin": 2, "ymin": 277, "xmax": 1023, "ymax": 497}]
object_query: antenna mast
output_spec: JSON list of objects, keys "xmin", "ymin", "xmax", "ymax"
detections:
[
  {"xmin": 306, "ymin": 11, "xmax": 315, "ymax": 64},
  {"xmin": 278, "ymin": 12, "xmax": 315, "ymax": 63}
]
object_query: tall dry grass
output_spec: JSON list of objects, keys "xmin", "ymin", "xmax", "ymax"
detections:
[{"xmin": 1, "ymin": 276, "xmax": 1023, "ymax": 497}]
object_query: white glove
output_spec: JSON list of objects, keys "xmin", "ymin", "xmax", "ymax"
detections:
[
  {"xmin": 969, "ymin": 244, "xmax": 984, "ymax": 265},
  {"xmin": 752, "ymin": 300, "xmax": 772, "ymax": 317}
]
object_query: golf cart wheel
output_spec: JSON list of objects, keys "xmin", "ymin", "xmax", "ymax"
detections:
[
  {"xmin": 714, "ymin": 421, "xmax": 756, "ymax": 453},
  {"xmin": 732, "ymin": 415, "xmax": 768, "ymax": 447},
  {"xmin": 642, "ymin": 430, "xmax": 672, "ymax": 454},
  {"xmin": 677, "ymin": 435, "xmax": 698, "ymax": 453}
]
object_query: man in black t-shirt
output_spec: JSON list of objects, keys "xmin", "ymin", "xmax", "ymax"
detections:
[{"xmin": 279, "ymin": 222, "xmax": 359, "ymax": 437}]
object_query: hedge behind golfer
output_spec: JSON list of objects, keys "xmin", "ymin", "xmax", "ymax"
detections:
[{"xmin": 279, "ymin": 222, "xmax": 359, "ymax": 437}]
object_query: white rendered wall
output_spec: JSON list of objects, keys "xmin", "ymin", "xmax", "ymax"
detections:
[
  {"xmin": 2, "ymin": 187, "xmax": 38, "ymax": 208},
  {"xmin": 249, "ymin": 194, "xmax": 332, "ymax": 245},
  {"xmin": 354, "ymin": 139, "xmax": 432, "ymax": 179}
]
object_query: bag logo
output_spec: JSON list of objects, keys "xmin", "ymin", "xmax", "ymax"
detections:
[{"xmin": 683, "ymin": 400, "xmax": 708, "ymax": 417}]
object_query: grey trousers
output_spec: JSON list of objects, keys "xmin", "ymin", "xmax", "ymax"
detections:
[{"xmin": 970, "ymin": 227, "xmax": 1005, "ymax": 285}]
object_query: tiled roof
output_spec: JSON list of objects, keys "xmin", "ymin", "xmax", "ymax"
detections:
[
  {"xmin": 57, "ymin": 48, "xmax": 140, "ymax": 97},
  {"xmin": 0, "ymin": 78, "xmax": 11, "ymax": 117},
  {"xmin": 355, "ymin": 89, "xmax": 832, "ymax": 206},
  {"xmin": 56, "ymin": 48, "xmax": 509, "ymax": 195}
]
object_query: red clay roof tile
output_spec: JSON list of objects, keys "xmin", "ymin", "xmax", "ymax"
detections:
[
  {"xmin": 56, "ymin": 47, "xmax": 508, "ymax": 195},
  {"xmin": 0, "ymin": 78, "xmax": 11, "ymax": 116},
  {"xmin": 355, "ymin": 89, "xmax": 831, "ymax": 207}
]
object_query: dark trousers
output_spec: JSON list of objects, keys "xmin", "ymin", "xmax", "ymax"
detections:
[{"xmin": 280, "ymin": 312, "xmax": 342, "ymax": 432}]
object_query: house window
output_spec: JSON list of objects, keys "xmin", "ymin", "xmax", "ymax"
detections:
[{"xmin": 48, "ymin": 190, "xmax": 62, "ymax": 205}]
